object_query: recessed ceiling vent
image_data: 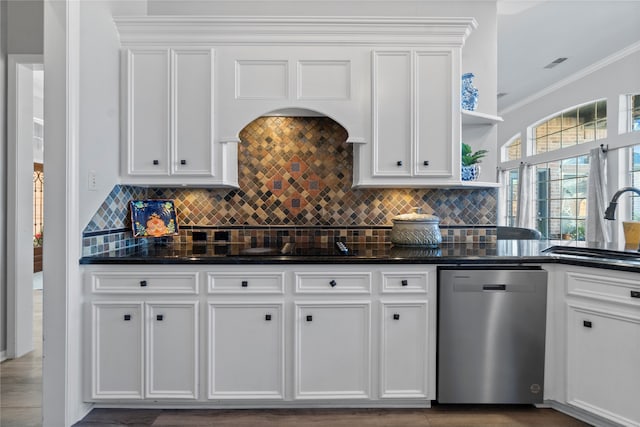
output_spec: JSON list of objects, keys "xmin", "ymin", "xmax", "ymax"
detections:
[{"xmin": 544, "ymin": 57, "xmax": 568, "ymax": 69}]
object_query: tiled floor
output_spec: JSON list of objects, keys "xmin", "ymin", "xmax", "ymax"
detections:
[
  {"xmin": 1, "ymin": 289, "xmax": 591, "ymax": 427},
  {"xmin": 0, "ymin": 289, "xmax": 43, "ymax": 427}
]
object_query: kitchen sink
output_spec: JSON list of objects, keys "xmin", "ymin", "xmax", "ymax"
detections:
[{"xmin": 542, "ymin": 246, "xmax": 640, "ymax": 261}]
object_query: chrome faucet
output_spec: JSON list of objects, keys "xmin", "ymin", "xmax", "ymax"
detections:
[{"xmin": 603, "ymin": 187, "xmax": 640, "ymax": 220}]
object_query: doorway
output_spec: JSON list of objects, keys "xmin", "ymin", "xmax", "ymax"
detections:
[{"xmin": 6, "ymin": 55, "xmax": 44, "ymax": 359}]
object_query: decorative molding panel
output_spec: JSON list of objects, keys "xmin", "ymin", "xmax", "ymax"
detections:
[
  {"xmin": 235, "ymin": 60, "xmax": 289, "ymax": 100},
  {"xmin": 297, "ymin": 60, "xmax": 351, "ymax": 100}
]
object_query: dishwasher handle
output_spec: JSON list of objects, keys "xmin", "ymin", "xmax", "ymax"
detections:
[{"xmin": 483, "ymin": 284, "xmax": 506, "ymax": 291}]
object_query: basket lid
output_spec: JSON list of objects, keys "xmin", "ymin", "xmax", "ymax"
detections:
[{"xmin": 392, "ymin": 207, "xmax": 440, "ymax": 223}]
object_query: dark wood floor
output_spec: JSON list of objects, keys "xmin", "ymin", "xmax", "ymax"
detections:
[
  {"xmin": 73, "ymin": 406, "xmax": 591, "ymax": 426},
  {"xmin": 1, "ymin": 290, "xmax": 591, "ymax": 427},
  {"xmin": 0, "ymin": 290, "xmax": 43, "ymax": 427}
]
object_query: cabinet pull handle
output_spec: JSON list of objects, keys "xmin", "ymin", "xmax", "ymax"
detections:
[
  {"xmin": 306, "ymin": 315, "xmax": 313, "ymax": 322},
  {"xmin": 396, "ymin": 161, "xmax": 403, "ymax": 166},
  {"xmin": 329, "ymin": 280, "xmax": 337, "ymax": 287},
  {"xmin": 401, "ymin": 279, "xmax": 408, "ymax": 286},
  {"xmin": 265, "ymin": 314, "xmax": 272, "ymax": 321},
  {"xmin": 180, "ymin": 159, "xmax": 186, "ymax": 165},
  {"xmin": 152, "ymin": 160, "xmax": 159, "ymax": 165},
  {"xmin": 423, "ymin": 160, "xmax": 429, "ymax": 166},
  {"xmin": 241, "ymin": 280, "xmax": 248, "ymax": 287},
  {"xmin": 393, "ymin": 313, "xmax": 400, "ymax": 320},
  {"xmin": 157, "ymin": 314, "xmax": 164, "ymax": 321},
  {"xmin": 583, "ymin": 320, "xmax": 592, "ymax": 328},
  {"xmin": 124, "ymin": 314, "xmax": 131, "ymax": 321},
  {"xmin": 140, "ymin": 280, "xmax": 147, "ymax": 287},
  {"xmin": 631, "ymin": 290, "xmax": 640, "ymax": 299}
]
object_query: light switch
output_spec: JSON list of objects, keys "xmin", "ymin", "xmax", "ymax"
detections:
[{"xmin": 88, "ymin": 170, "xmax": 97, "ymax": 191}]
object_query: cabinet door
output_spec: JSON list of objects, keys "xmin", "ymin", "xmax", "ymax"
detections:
[
  {"xmin": 380, "ymin": 302, "xmax": 428, "ymax": 398},
  {"xmin": 567, "ymin": 305, "xmax": 640, "ymax": 426},
  {"xmin": 295, "ymin": 303, "xmax": 370, "ymax": 399},
  {"xmin": 146, "ymin": 302, "xmax": 198, "ymax": 399},
  {"xmin": 371, "ymin": 51, "xmax": 411, "ymax": 177},
  {"xmin": 414, "ymin": 50, "xmax": 455, "ymax": 178},
  {"xmin": 91, "ymin": 302, "xmax": 143, "ymax": 399},
  {"xmin": 208, "ymin": 303, "xmax": 284, "ymax": 399},
  {"xmin": 123, "ymin": 49, "xmax": 170, "ymax": 175},
  {"xmin": 172, "ymin": 49, "xmax": 215, "ymax": 176}
]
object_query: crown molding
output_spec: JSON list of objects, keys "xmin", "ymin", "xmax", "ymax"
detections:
[{"xmin": 114, "ymin": 16, "xmax": 478, "ymax": 47}]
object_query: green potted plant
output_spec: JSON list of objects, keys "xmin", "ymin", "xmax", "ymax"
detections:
[{"xmin": 461, "ymin": 142, "xmax": 488, "ymax": 181}]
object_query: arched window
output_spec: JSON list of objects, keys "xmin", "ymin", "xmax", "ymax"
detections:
[
  {"xmin": 502, "ymin": 134, "xmax": 521, "ymax": 162},
  {"xmin": 499, "ymin": 100, "xmax": 607, "ymax": 240},
  {"xmin": 533, "ymin": 100, "xmax": 606, "ymax": 155}
]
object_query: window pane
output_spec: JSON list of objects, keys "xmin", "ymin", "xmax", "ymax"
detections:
[
  {"xmin": 505, "ymin": 169, "xmax": 519, "ymax": 226},
  {"xmin": 533, "ymin": 156, "xmax": 589, "ymax": 240},
  {"xmin": 562, "ymin": 108, "xmax": 578, "ymax": 130},
  {"xmin": 632, "ymin": 145, "xmax": 640, "ymax": 221},
  {"xmin": 505, "ymin": 137, "xmax": 521, "ymax": 161},
  {"xmin": 561, "ymin": 128, "xmax": 577, "ymax": 148},
  {"xmin": 535, "ymin": 135, "xmax": 548, "ymax": 154},
  {"xmin": 578, "ymin": 103, "xmax": 596, "ymax": 125}
]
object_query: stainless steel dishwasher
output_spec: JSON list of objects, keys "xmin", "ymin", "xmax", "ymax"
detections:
[{"xmin": 437, "ymin": 267, "xmax": 547, "ymax": 404}]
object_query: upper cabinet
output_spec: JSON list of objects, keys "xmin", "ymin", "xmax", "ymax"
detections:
[
  {"xmin": 115, "ymin": 16, "xmax": 480, "ymax": 188},
  {"xmin": 356, "ymin": 49, "xmax": 457, "ymax": 186},
  {"xmin": 121, "ymin": 47, "xmax": 238, "ymax": 187}
]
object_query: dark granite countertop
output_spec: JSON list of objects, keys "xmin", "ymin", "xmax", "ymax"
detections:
[{"xmin": 79, "ymin": 240, "xmax": 640, "ymax": 272}]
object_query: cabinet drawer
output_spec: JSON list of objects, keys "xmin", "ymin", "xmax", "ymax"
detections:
[
  {"xmin": 295, "ymin": 272, "xmax": 371, "ymax": 294},
  {"xmin": 566, "ymin": 272, "xmax": 640, "ymax": 307},
  {"xmin": 381, "ymin": 272, "xmax": 429, "ymax": 293},
  {"xmin": 91, "ymin": 272, "xmax": 198, "ymax": 294},
  {"xmin": 207, "ymin": 273, "xmax": 285, "ymax": 294}
]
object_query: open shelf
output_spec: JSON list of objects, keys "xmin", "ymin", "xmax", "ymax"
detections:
[{"xmin": 462, "ymin": 110, "xmax": 503, "ymax": 125}]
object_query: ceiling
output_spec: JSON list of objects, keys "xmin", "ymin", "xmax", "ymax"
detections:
[
  {"xmin": 142, "ymin": 0, "xmax": 639, "ymax": 114},
  {"xmin": 497, "ymin": 0, "xmax": 640, "ymax": 113}
]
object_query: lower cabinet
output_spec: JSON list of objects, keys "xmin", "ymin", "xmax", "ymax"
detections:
[
  {"xmin": 85, "ymin": 265, "xmax": 436, "ymax": 405},
  {"xmin": 567, "ymin": 304, "xmax": 640, "ymax": 426},
  {"xmin": 90, "ymin": 301, "xmax": 199, "ymax": 400},
  {"xmin": 559, "ymin": 268, "xmax": 640, "ymax": 426},
  {"xmin": 380, "ymin": 302, "xmax": 428, "ymax": 398},
  {"xmin": 208, "ymin": 303, "xmax": 284, "ymax": 399},
  {"xmin": 294, "ymin": 303, "xmax": 371, "ymax": 399}
]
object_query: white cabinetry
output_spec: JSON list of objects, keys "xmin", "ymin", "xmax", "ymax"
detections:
[
  {"xmin": 89, "ymin": 301, "xmax": 198, "ymax": 400},
  {"xmin": 367, "ymin": 49, "xmax": 457, "ymax": 183},
  {"xmin": 90, "ymin": 302, "xmax": 143, "ymax": 399},
  {"xmin": 295, "ymin": 302, "xmax": 371, "ymax": 399},
  {"xmin": 208, "ymin": 303, "xmax": 284, "ymax": 399},
  {"xmin": 84, "ymin": 264, "xmax": 437, "ymax": 406},
  {"xmin": 561, "ymin": 269, "xmax": 640, "ymax": 426},
  {"xmin": 145, "ymin": 302, "xmax": 199, "ymax": 399},
  {"xmin": 86, "ymin": 269, "xmax": 199, "ymax": 401},
  {"xmin": 121, "ymin": 48, "xmax": 238, "ymax": 187},
  {"xmin": 379, "ymin": 302, "xmax": 428, "ymax": 398}
]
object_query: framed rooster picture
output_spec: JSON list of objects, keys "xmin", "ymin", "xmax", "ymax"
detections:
[{"xmin": 130, "ymin": 199, "xmax": 179, "ymax": 238}]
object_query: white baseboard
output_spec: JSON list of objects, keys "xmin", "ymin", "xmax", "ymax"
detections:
[
  {"xmin": 0, "ymin": 350, "xmax": 7, "ymax": 362},
  {"xmin": 548, "ymin": 400, "xmax": 626, "ymax": 427}
]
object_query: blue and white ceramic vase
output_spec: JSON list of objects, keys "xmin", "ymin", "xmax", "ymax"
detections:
[
  {"xmin": 461, "ymin": 72, "xmax": 479, "ymax": 111},
  {"xmin": 461, "ymin": 164, "xmax": 480, "ymax": 181}
]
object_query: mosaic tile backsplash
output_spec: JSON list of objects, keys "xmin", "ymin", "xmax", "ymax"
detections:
[{"xmin": 83, "ymin": 117, "xmax": 497, "ymax": 255}]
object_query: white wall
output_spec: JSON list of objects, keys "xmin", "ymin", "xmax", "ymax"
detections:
[
  {"xmin": 1, "ymin": 0, "xmax": 8, "ymax": 356},
  {"xmin": 7, "ymin": 0, "xmax": 43, "ymax": 54},
  {"xmin": 1, "ymin": 0, "xmax": 43, "ymax": 359}
]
